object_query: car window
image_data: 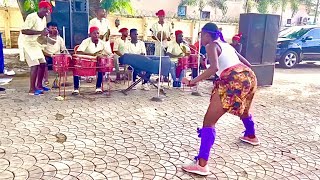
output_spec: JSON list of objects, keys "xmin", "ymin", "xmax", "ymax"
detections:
[
  {"xmin": 305, "ymin": 29, "xmax": 320, "ymax": 39},
  {"xmin": 279, "ymin": 28, "xmax": 310, "ymax": 39}
]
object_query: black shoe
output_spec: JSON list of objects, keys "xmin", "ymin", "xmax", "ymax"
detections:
[{"xmin": 0, "ymin": 87, "xmax": 5, "ymax": 91}]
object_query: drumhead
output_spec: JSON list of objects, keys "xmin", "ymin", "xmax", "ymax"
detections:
[{"xmin": 73, "ymin": 54, "xmax": 97, "ymax": 60}]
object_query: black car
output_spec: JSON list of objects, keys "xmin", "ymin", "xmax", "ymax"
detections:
[{"xmin": 276, "ymin": 26, "xmax": 320, "ymax": 68}]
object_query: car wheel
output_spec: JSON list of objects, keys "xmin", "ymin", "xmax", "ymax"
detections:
[{"xmin": 279, "ymin": 51, "xmax": 299, "ymax": 69}]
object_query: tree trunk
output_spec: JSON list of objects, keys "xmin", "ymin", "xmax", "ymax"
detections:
[
  {"xmin": 89, "ymin": 0, "xmax": 101, "ymax": 18},
  {"xmin": 314, "ymin": 0, "xmax": 320, "ymax": 24}
]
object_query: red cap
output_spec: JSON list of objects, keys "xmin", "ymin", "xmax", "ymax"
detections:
[
  {"xmin": 89, "ymin": 26, "xmax": 99, "ymax": 34},
  {"xmin": 156, "ymin": 9, "xmax": 165, "ymax": 16},
  {"xmin": 175, "ymin": 30, "xmax": 183, "ymax": 36},
  {"xmin": 39, "ymin": 0, "xmax": 52, "ymax": 12},
  {"xmin": 119, "ymin": 28, "xmax": 128, "ymax": 33},
  {"xmin": 232, "ymin": 33, "xmax": 242, "ymax": 42}
]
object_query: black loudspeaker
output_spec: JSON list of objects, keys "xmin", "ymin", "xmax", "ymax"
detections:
[
  {"xmin": 70, "ymin": 0, "xmax": 89, "ymax": 47},
  {"xmin": 239, "ymin": 13, "xmax": 280, "ymax": 86},
  {"xmin": 51, "ymin": 0, "xmax": 71, "ymax": 48},
  {"xmin": 50, "ymin": 0, "xmax": 89, "ymax": 49}
]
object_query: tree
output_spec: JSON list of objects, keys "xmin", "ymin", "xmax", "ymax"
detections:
[
  {"xmin": 180, "ymin": 0, "xmax": 228, "ymax": 19},
  {"xmin": 17, "ymin": 0, "xmax": 40, "ymax": 20},
  {"xmin": 305, "ymin": 0, "xmax": 320, "ymax": 23},
  {"xmin": 100, "ymin": 0, "xmax": 133, "ymax": 15}
]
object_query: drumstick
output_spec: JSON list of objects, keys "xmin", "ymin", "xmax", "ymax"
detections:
[{"xmin": 182, "ymin": 40, "xmax": 205, "ymax": 57}]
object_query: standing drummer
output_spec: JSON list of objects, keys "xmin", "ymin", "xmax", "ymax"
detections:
[
  {"xmin": 21, "ymin": 0, "xmax": 52, "ymax": 95},
  {"xmin": 72, "ymin": 26, "xmax": 112, "ymax": 95},
  {"xmin": 151, "ymin": 9, "xmax": 173, "ymax": 56},
  {"xmin": 166, "ymin": 30, "xmax": 190, "ymax": 87},
  {"xmin": 89, "ymin": 7, "xmax": 110, "ymax": 42}
]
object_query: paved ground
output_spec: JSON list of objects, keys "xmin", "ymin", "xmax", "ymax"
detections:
[{"xmin": 0, "ymin": 63, "xmax": 320, "ymax": 180}]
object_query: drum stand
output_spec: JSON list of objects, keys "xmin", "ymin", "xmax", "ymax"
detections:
[
  {"xmin": 57, "ymin": 71, "xmax": 67, "ymax": 99},
  {"xmin": 191, "ymin": 35, "xmax": 202, "ymax": 97},
  {"xmin": 121, "ymin": 72, "xmax": 166, "ymax": 96},
  {"xmin": 102, "ymin": 72, "xmax": 112, "ymax": 96}
]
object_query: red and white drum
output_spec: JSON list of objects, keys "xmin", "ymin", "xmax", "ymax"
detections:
[
  {"xmin": 177, "ymin": 56, "xmax": 189, "ymax": 70},
  {"xmin": 52, "ymin": 54, "xmax": 72, "ymax": 73},
  {"xmin": 72, "ymin": 54, "xmax": 97, "ymax": 76},
  {"xmin": 188, "ymin": 54, "xmax": 199, "ymax": 69},
  {"xmin": 97, "ymin": 55, "xmax": 114, "ymax": 73}
]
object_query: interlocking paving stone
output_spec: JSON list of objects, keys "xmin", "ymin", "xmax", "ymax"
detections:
[{"xmin": 0, "ymin": 66, "xmax": 320, "ymax": 179}]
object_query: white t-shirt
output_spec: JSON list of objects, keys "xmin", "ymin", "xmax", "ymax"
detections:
[
  {"xmin": 215, "ymin": 41, "xmax": 241, "ymax": 76},
  {"xmin": 21, "ymin": 12, "xmax": 46, "ymax": 43},
  {"xmin": 124, "ymin": 40, "xmax": 146, "ymax": 55},
  {"xmin": 77, "ymin": 37, "xmax": 112, "ymax": 55},
  {"xmin": 113, "ymin": 37, "xmax": 128, "ymax": 55},
  {"xmin": 43, "ymin": 36, "xmax": 67, "ymax": 55},
  {"xmin": 88, "ymin": 18, "xmax": 110, "ymax": 35},
  {"xmin": 151, "ymin": 22, "xmax": 173, "ymax": 55},
  {"xmin": 166, "ymin": 41, "xmax": 190, "ymax": 62}
]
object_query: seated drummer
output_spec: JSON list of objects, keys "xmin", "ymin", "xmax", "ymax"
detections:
[
  {"xmin": 72, "ymin": 26, "xmax": 113, "ymax": 95},
  {"xmin": 123, "ymin": 28, "xmax": 151, "ymax": 91},
  {"xmin": 42, "ymin": 22, "xmax": 68, "ymax": 86},
  {"xmin": 113, "ymin": 27, "xmax": 129, "ymax": 80},
  {"xmin": 166, "ymin": 30, "xmax": 190, "ymax": 87}
]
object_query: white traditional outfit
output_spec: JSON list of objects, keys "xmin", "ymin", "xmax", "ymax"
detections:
[{"xmin": 21, "ymin": 12, "xmax": 47, "ymax": 67}]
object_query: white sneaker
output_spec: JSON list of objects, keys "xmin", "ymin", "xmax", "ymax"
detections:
[
  {"xmin": 4, "ymin": 69, "xmax": 15, "ymax": 76},
  {"xmin": 95, "ymin": 88, "xmax": 103, "ymax": 94},
  {"xmin": 141, "ymin": 84, "xmax": 150, "ymax": 91}
]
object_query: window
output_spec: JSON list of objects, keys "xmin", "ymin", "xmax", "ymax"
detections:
[
  {"xmin": 305, "ymin": 29, "xmax": 320, "ymax": 39},
  {"xmin": 201, "ymin": 11, "xmax": 210, "ymax": 20},
  {"xmin": 178, "ymin": 6, "xmax": 187, "ymax": 17}
]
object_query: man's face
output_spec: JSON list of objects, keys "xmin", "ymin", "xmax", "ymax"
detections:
[
  {"xmin": 176, "ymin": 33, "xmax": 183, "ymax": 43},
  {"xmin": 97, "ymin": 9, "xmax": 106, "ymax": 18},
  {"xmin": 122, "ymin": 30, "xmax": 128, "ymax": 37},
  {"xmin": 115, "ymin": 20, "xmax": 120, "ymax": 27},
  {"xmin": 130, "ymin": 30, "xmax": 138, "ymax": 41},
  {"xmin": 48, "ymin": 26, "xmax": 58, "ymax": 35},
  {"xmin": 158, "ymin": 15, "xmax": 165, "ymax": 22},
  {"xmin": 38, "ymin": 7, "xmax": 50, "ymax": 17},
  {"xmin": 90, "ymin": 30, "xmax": 100, "ymax": 42}
]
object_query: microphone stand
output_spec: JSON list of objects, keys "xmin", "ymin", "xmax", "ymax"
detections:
[{"xmin": 151, "ymin": 30, "xmax": 164, "ymax": 102}]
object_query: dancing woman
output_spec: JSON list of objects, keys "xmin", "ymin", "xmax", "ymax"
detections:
[{"xmin": 181, "ymin": 23, "xmax": 260, "ymax": 175}]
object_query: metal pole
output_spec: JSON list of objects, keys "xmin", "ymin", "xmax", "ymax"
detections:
[
  {"xmin": 191, "ymin": 11, "xmax": 202, "ymax": 96},
  {"xmin": 157, "ymin": 31, "xmax": 163, "ymax": 98}
]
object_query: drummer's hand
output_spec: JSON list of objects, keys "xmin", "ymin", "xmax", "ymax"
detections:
[
  {"xmin": 41, "ymin": 28, "xmax": 49, "ymax": 36},
  {"xmin": 181, "ymin": 78, "xmax": 189, "ymax": 85},
  {"xmin": 182, "ymin": 78, "xmax": 196, "ymax": 87},
  {"xmin": 94, "ymin": 50, "xmax": 103, "ymax": 56}
]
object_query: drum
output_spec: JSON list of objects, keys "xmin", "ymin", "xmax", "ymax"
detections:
[
  {"xmin": 52, "ymin": 54, "xmax": 72, "ymax": 73},
  {"xmin": 177, "ymin": 56, "xmax": 189, "ymax": 70},
  {"xmin": 72, "ymin": 54, "xmax": 97, "ymax": 76},
  {"xmin": 97, "ymin": 55, "xmax": 114, "ymax": 72},
  {"xmin": 189, "ymin": 54, "xmax": 199, "ymax": 69}
]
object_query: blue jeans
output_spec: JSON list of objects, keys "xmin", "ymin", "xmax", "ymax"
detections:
[
  {"xmin": 170, "ymin": 61, "xmax": 186, "ymax": 82},
  {"xmin": 73, "ymin": 72, "xmax": 103, "ymax": 89}
]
